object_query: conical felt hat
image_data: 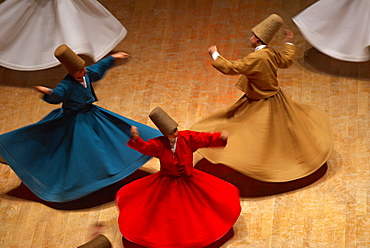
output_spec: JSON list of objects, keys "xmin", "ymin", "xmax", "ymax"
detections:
[
  {"xmin": 149, "ymin": 107, "xmax": 178, "ymax": 135},
  {"xmin": 54, "ymin": 44, "xmax": 85, "ymax": 74},
  {"xmin": 252, "ymin": 14, "xmax": 283, "ymax": 45},
  {"xmin": 77, "ymin": 234, "xmax": 112, "ymax": 248}
]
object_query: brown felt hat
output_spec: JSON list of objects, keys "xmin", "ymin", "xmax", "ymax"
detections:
[
  {"xmin": 149, "ymin": 107, "xmax": 178, "ymax": 135},
  {"xmin": 54, "ymin": 44, "xmax": 85, "ymax": 74},
  {"xmin": 251, "ymin": 14, "xmax": 283, "ymax": 45},
  {"xmin": 77, "ymin": 234, "xmax": 112, "ymax": 248}
]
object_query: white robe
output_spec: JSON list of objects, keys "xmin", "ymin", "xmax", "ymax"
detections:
[
  {"xmin": 293, "ymin": 0, "xmax": 370, "ymax": 62},
  {"xmin": 0, "ymin": 0, "xmax": 127, "ymax": 70}
]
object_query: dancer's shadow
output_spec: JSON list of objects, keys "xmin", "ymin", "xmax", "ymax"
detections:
[
  {"xmin": 194, "ymin": 159, "xmax": 328, "ymax": 197},
  {"xmin": 5, "ymin": 169, "xmax": 151, "ymax": 210},
  {"xmin": 299, "ymin": 47, "xmax": 370, "ymax": 79},
  {"xmin": 121, "ymin": 228, "xmax": 235, "ymax": 248}
]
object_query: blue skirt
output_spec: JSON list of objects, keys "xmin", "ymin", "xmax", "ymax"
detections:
[{"xmin": 0, "ymin": 105, "xmax": 161, "ymax": 202}]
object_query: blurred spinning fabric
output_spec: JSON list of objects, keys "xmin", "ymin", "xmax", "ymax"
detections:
[
  {"xmin": 0, "ymin": 0, "xmax": 127, "ymax": 70},
  {"xmin": 191, "ymin": 90, "xmax": 333, "ymax": 182},
  {"xmin": 293, "ymin": 0, "xmax": 370, "ymax": 62}
]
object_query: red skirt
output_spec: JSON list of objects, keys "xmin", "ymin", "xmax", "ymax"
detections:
[{"xmin": 116, "ymin": 169, "xmax": 241, "ymax": 248}]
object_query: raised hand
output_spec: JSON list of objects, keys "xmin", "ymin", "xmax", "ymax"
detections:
[
  {"xmin": 283, "ymin": 29, "xmax": 294, "ymax": 43},
  {"xmin": 33, "ymin": 86, "xmax": 52, "ymax": 95},
  {"xmin": 130, "ymin": 125, "xmax": 139, "ymax": 140},
  {"xmin": 111, "ymin": 51, "xmax": 132, "ymax": 60},
  {"xmin": 208, "ymin": 45, "xmax": 218, "ymax": 57}
]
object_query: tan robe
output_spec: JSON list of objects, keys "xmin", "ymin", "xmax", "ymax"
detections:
[{"xmin": 191, "ymin": 44, "xmax": 333, "ymax": 182}]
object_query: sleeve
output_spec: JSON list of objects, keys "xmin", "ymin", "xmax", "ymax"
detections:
[
  {"xmin": 43, "ymin": 79, "xmax": 70, "ymax": 104},
  {"xmin": 276, "ymin": 43, "xmax": 296, "ymax": 69},
  {"xmin": 212, "ymin": 54, "xmax": 260, "ymax": 76},
  {"xmin": 186, "ymin": 130, "xmax": 227, "ymax": 151},
  {"xmin": 86, "ymin": 56, "xmax": 115, "ymax": 82},
  {"xmin": 127, "ymin": 136, "xmax": 160, "ymax": 157},
  {"xmin": 212, "ymin": 51, "xmax": 220, "ymax": 60}
]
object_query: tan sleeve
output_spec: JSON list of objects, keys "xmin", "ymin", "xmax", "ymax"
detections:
[
  {"xmin": 277, "ymin": 43, "xmax": 296, "ymax": 68},
  {"xmin": 212, "ymin": 54, "xmax": 259, "ymax": 75}
]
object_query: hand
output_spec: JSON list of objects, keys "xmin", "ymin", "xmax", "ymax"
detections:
[
  {"xmin": 33, "ymin": 86, "xmax": 52, "ymax": 95},
  {"xmin": 130, "ymin": 126, "xmax": 139, "ymax": 140},
  {"xmin": 208, "ymin": 45, "xmax": 218, "ymax": 57},
  {"xmin": 111, "ymin": 51, "xmax": 132, "ymax": 60},
  {"xmin": 283, "ymin": 29, "xmax": 294, "ymax": 43},
  {"xmin": 220, "ymin": 131, "xmax": 229, "ymax": 140}
]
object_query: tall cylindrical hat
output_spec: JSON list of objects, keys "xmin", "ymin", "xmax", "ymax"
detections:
[
  {"xmin": 54, "ymin": 44, "xmax": 85, "ymax": 74},
  {"xmin": 149, "ymin": 107, "xmax": 178, "ymax": 135},
  {"xmin": 251, "ymin": 14, "xmax": 283, "ymax": 45}
]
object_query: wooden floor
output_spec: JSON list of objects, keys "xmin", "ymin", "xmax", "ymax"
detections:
[{"xmin": 1, "ymin": 0, "xmax": 370, "ymax": 247}]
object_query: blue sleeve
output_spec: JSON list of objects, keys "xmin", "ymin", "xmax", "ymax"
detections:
[
  {"xmin": 86, "ymin": 56, "xmax": 115, "ymax": 82},
  {"xmin": 43, "ymin": 79, "xmax": 71, "ymax": 104}
]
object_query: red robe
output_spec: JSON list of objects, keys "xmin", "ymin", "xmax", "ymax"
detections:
[{"xmin": 116, "ymin": 130, "xmax": 241, "ymax": 248}]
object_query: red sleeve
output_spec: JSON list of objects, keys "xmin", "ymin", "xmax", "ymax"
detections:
[
  {"xmin": 127, "ymin": 136, "xmax": 161, "ymax": 157},
  {"xmin": 183, "ymin": 130, "xmax": 227, "ymax": 151}
]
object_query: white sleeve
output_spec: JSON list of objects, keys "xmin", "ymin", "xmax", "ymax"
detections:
[{"xmin": 212, "ymin": 51, "xmax": 220, "ymax": 60}]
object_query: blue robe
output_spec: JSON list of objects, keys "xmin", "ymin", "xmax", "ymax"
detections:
[{"xmin": 0, "ymin": 56, "xmax": 161, "ymax": 202}]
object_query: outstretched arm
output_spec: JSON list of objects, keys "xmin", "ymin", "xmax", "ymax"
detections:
[
  {"xmin": 34, "ymin": 79, "xmax": 70, "ymax": 104},
  {"xmin": 208, "ymin": 44, "xmax": 255, "ymax": 75},
  {"xmin": 186, "ymin": 130, "xmax": 228, "ymax": 151},
  {"xmin": 88, "ymin": 52, "xmax": 131, "ymax": 82},
  {"xmin": 33, "ymin": 53, "xmax": 131, "ymax": 96},
  {"xmin": 127, "ymin": 126, "xmax": 160, "ymax": 157},
  {"xmin": 277, "ymin": 29, "xmax": 296, "ymax": 68},
  {"xmin": 33, "ymin": 86, "xmax": 52, "ymax": 95}
]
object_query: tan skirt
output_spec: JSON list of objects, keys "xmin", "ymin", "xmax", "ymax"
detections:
[{"xmin": 191, "ymin": 89, "xmax": 333, "ymax": 182}]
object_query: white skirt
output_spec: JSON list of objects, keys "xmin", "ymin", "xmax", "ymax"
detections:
[
  {"xmin": 293, "ymin": 0, "xmax": 370, "ymax": 62},
  {"xmin": 0, "ymin": 0, "xmax": 127, "ymax": 71}
]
